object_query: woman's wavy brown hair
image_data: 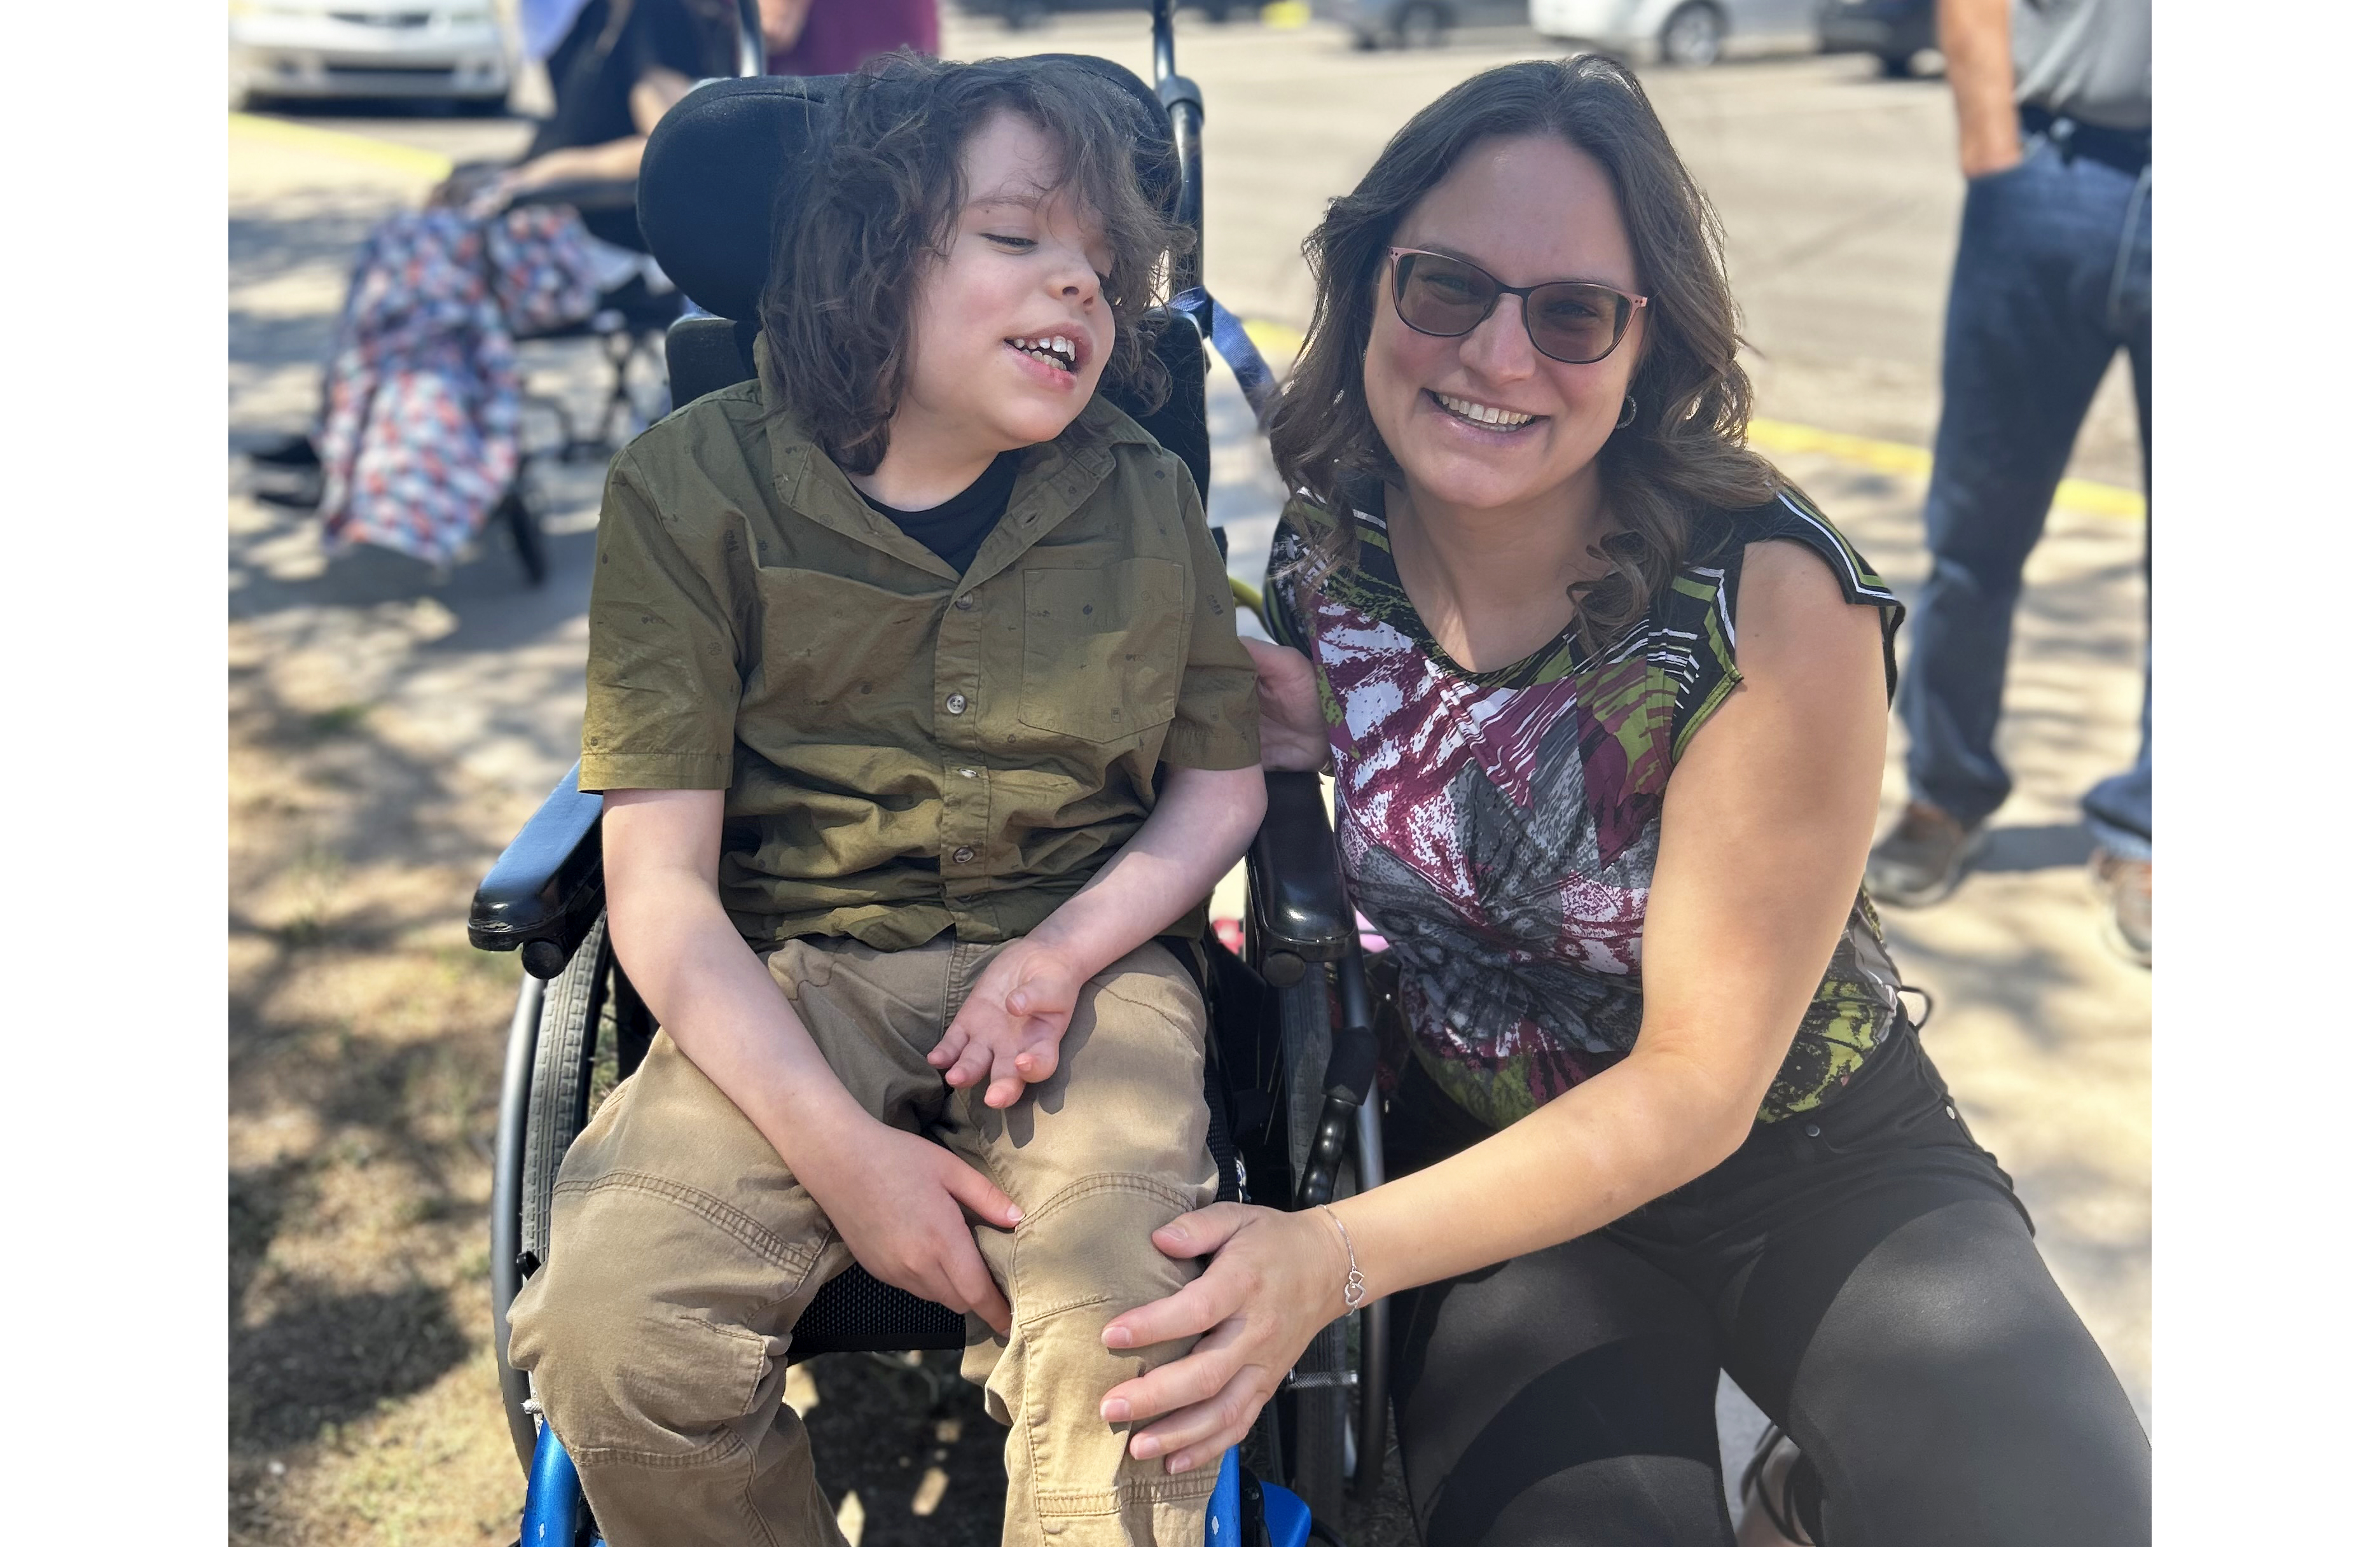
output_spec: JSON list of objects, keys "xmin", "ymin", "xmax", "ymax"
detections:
[
  {"xmin": 1268, "ymin": 54, "xmax": 1785, "ymax": 651},
  {"xmin": 761, "ymin": 52, "xmax": 1186, "ymax": 476}
]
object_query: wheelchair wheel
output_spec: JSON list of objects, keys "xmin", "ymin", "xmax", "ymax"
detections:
[
  {"xmin": 1276, "ymin": 967, "xmax": 1353, "ymax": 1530},
  {"xmin": 490, "ymin": 912, "xmax": 655, "ymax": 1476},
  {"xmin": 495, "ymin": 486, "xmax": 548, "ymax": 587},
  {"xmin": 1292, "ymin": 1322, "xmax": 1353, "ymax": 1535},
  {"xmin": 522, "ymin": 913, "xmax": 654, "ymax": 1277}
]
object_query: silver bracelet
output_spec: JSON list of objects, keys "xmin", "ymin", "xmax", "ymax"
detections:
[{"xmin": 1318, "ymin": 1205, "xmax": 1366, "ymax": 1309}]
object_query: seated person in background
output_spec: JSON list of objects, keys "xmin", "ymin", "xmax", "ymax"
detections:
[
  {"xmin": 249, "ymin": 0, "xmax": 803, "ymax": 570},
  {"xmin": 506, "ymin": 53, "xmax": 1264, "ymax": 1547},
  {"xmin": 765, "ymin": 0, "xmax": 939, "ymax": 75}
]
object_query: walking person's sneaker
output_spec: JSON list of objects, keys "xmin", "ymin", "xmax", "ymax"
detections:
[
  {"xmin": 2092, "ymin": 851, "xmax": 2150, "ymax": 966},
  {"xmin": 1864, "ymin": 801, "xmax": 1988, "ymax": 906}
]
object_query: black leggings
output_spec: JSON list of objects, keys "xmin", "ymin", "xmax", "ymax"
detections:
[{"xmin": 1382, "ymin": 1024, "xmax": 2149, "ymax": 1546}]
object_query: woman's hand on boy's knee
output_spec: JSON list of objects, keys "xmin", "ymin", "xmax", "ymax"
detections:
[
  {"xmin": 931, "ymin": 941, "xmax": 1086, "ymax": 1109},
  {"xmin": 1093, "ymin": 1204, "xmax": 1350, "ymax": 1473},
  {"xmin": 800, "ymin": 1120, "xmax": 1023, "ymax": 1336}
]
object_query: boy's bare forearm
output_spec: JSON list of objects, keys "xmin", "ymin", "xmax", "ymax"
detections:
[
  {"xmin": 601, "ymin": 814, "xmax": 872, "ymax": 1174},
  {"xmin": 1028, "ymin": 764, "xmax": 1268, "ymax": 979}
]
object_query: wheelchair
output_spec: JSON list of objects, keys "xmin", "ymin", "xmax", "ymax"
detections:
[
  {"xmin": 474, "ymin": 174, "xmax": 689, "ymax": 588},
  {"xmin": 466, "ymin": 9, "xmax": 1392, "ymax": 1543}
]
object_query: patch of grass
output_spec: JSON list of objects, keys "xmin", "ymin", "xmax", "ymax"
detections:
[{"xmin": 306, "ymin": 703, "xmax": 374, "ymax": 737}]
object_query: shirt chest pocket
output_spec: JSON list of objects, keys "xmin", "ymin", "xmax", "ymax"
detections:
[
  {"xmin": 1018, "ymin": 558, "xmax": 1186, "ymax": 744},
  {"xmin": 750, "ymin": 567, "xmax": 939, "ymax": 726}
]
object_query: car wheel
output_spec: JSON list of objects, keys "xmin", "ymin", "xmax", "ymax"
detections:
[
  {"xmin": 1004, "ymin": 0, "xmax": 1049, "ymax": 28},
  {"xmin": 1878, "ymin": 51, "xmax": 1916, "ymax": 78},
  {"xmin": 1393, "ymin": 0, "xmax": 1450, "ymax": 47},
  {"xmin": 1659, "ymin": 1, "xmax": 1725, "ymax": 67}
]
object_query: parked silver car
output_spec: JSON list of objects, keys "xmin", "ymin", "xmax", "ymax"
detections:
[
  {"xmin": 1313, "ymin": 0, "xmax": 1531, "ymax": 51},
  {"xmin": 231, "ymin": 0, "xmax": 513, "ymax": 111},
  {"xmin": 1530, "ymin": 0, "xmax": 1819, "ymax": 67}
]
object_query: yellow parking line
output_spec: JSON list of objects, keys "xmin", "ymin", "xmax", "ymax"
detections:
[
  {"xmin": 229, "ymin": 111, "xmax": 455, "ymax": 181},
  {"xmin": 1746, "ymin": 419, "xmax": 2145, "ymax": 521},
  {"xmin": 1233, "ymin": 317, "xmax": 2146, "ymax": 522},
  {"xmin": 1241, "ymin": 317, "xmax": 1308, "ymax": 361}
]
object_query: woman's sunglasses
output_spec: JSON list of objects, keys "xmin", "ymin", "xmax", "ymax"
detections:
[{"xmin": 1385, "ymin": 247, "xmax": 1650, "ymax": 366}]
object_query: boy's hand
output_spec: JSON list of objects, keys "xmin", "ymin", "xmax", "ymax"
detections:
[
  {"xmin": 929, "ymin": 940, "xmax": 1088, "ymax": 1109},
  {"xmin": 799, "ymin": 1118, "xmax": 1022, "ymax": 1336}
]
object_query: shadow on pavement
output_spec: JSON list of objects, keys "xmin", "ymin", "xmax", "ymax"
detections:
[{"xmin": 1972, "ymin": 823, "xmax": 2098, "ymax": 875}]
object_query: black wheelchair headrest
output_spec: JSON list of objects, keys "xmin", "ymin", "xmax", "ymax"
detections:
[{"xmin": 637, "ymin": 57, "xmax": 1177, "ymax": 327}]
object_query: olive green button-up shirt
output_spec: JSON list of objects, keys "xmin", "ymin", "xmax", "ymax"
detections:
[{"xmin": 579, "ymin": 352, "xmax": 1260, "ymax": 950}]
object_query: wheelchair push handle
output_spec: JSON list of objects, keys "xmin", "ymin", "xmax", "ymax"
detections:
[{"xmin": 733, "ymin": 0, "xmax": 765, "ymax": 78}]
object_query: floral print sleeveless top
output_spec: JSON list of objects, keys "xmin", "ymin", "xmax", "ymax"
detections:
[{"xmin": 1264, "ymin": 490, "xmax": 1907, "ymax": 1128}]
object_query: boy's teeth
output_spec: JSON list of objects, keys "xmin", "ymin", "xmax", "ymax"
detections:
[{"xmin": 1009, "ymin": 336, "xmax": 1076, "ymax": 370}]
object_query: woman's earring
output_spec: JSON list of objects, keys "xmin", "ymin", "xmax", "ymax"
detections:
[{"xmin": 1615, "ymin": 394, "xmax": 1638, "ymax": 429}]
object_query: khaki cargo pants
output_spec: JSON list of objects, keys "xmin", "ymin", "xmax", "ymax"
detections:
[{"xmin": 506, "ymin": 934, "xmax": 1222, "ymax": 1547}]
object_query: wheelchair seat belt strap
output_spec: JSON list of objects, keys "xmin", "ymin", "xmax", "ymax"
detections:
[{"xmin": 1170, "ymin": 287, "xmax": 1279, "ymax": 429}]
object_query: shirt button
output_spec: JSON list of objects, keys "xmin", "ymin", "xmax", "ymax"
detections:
[
  {"xmin": 958, "ymin": 767, "xmax": 978, "ymax": 779},
  {"xmin": 954, "ymin": 592, "xmax": 978, "ymax": 612},
  {"xmin": 952, "ymin": 846, "xmax": 976, "ymax": 865},
  {"xmin": 945, "ymin": 692, "xmax": 967, "ymax": 715},
  {"xmin": 1802, "ymin": 1123, "xmax": 1822, "ymax": 1138}
]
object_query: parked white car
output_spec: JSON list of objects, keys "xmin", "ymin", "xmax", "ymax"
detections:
[
  {"xmin": 1531, "ymin": 0, "xmax": 1819, "ymax": 67},
  {"xmin": 231, "ymin": 0, "xmax": 513, "ymax": 111},
  {"xmin": 1311, "ymin": 0, "xmax": 1532, "ymax": 50}
]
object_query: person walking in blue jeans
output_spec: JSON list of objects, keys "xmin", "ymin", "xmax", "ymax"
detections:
[{"xmin": 1865, "ymin": 0, "xmax": 2150, "ymax": 964}]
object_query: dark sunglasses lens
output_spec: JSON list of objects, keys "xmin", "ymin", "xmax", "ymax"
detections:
[
  {"xmin": 1525, "ymin": 285, "xmax": 1628, "ymax": 364},
  {"xmin": 1395, "ymin": 253, "xmax": 1498, "ymax": 335}
]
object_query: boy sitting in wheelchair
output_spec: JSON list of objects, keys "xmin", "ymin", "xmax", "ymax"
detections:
[{"xmin": 505, "ymin": 52, "xmax": 1264, "ymax": 1547}]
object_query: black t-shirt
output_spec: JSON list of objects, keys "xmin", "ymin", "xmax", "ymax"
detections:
[
  {"xmin": 528, "ymin": 0, "xmax": 733, "ymax": 248},
  {"xmin": 858, "ymin": 452, "xmax": 1023, "ymax": 576}
]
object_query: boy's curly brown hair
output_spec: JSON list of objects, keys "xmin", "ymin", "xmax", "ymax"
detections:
[{"xmin": 761, "ymin": 52, "xmax": 1187, "ymax": 476}]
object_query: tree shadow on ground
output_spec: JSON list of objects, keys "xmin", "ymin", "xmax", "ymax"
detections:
[{"xmin": 233, "ymin": 1280, "xmax": 475, "ymax": 1453}]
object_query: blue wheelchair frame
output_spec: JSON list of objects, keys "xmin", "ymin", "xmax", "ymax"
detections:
[{"xmin": 520, "ymin": 1424, "xmax": 1314, "ymax": 1547}]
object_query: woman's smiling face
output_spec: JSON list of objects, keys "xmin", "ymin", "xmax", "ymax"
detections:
[{"xmin": 1363, "ymin": 133, "xmax": 1649, "ymax": 518}]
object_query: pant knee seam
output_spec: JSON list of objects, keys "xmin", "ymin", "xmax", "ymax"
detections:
[
  {"xmin": 568, "ymin": 1425, "xmax": 746, "ymax": 1474},
  {"xmin": 1021, "ymin": 1171, "xmax": 1199, "ymax": 1226},
  {"xmin": 553, "ymin": 1170, "xmax": 825, "ymax": 1279}
]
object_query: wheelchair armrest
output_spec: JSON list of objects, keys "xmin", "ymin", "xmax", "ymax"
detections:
[
  {"xmin": 468, "ymin": 763, "xmax": 606, "ymax": 979},
  {"xmin": 1245, "ymin": 770, "xmax": 1355, "ymax": 987}
]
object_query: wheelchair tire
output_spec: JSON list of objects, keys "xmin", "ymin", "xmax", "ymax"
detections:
[
  {"xmin": 1282, "ymin": 959, "xmax": 1353, "ymax": 1533},
  {"xmin": 494, "ymin": 911, "xmax": 656, "ymax": 1477},
  {"xmin": 497, "ymin": 487, "xmax": 548, "ymax": 588},
  {"xmin": 519, "ymin": 917, "xmax": 611, "ymax": 1277},
  {"xmin": 520, "ymin": 912, "xmax": 654, "ymax": 1276},
  {"xmin": 1292, "ymin": 1331, "xmax": 1352, "ymax": 1536}
]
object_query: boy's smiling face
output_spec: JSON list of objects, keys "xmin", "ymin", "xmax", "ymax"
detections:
[{"xmin": 896, "ymin": 109, "xmax": 1119, "ymax": 467}]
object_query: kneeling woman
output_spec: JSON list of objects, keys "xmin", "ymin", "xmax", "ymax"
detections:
[{"xmin": 1095, "ymin": 55, "xmax": 2148, "ymax": 1547}]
